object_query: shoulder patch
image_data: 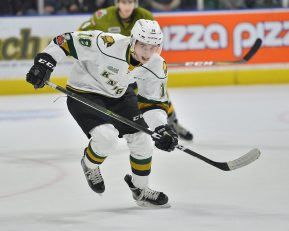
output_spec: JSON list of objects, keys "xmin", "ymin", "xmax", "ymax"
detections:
[
  {"xmin": 101, "ymin": 35, "xmax": 115, "ymax": 47},
  {"xmin": 55, "ymin": 33, "xmax": 70, "ymax": 46},
  {"xmin": 95, "ymin": 9, "xmax": 107, "ymax": 19},
  {"xmin": 53, "ymin": 33, "xmax": 77, "ymax": 58},
  {"xmin": 55, "ymin": 35, "xmax": 65, "ymax": 46},
  {"xmin": 163, "ymin": 61, "xmax": 168, "ymax": 76}
]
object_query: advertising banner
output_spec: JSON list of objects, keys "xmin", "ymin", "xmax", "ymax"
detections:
[
  {"xmin": 155, "ymin": 9, "xmax": 289, "ymax": 64},
  {"xmin": 0, "ymin": 9, "xmax": 288, "ymax": 93},
  {"xmin": 0, "ymin": 15, "xmax": 88, "ymax": 79}
]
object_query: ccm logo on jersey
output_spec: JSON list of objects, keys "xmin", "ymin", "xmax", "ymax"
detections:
[
  {"xmin": 133, "ymin": 114, "xmax": 143, "ymax": 121},
  {"xmin": 38, "ymin": 58, "xmax": 55, "ymax": 69}
]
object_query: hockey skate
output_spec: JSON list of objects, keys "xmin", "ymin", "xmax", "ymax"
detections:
[
  {"xmin": 171, "ymin": 119, "xmax": 193, "ymax": 141},
  {"xmin": 81, "ymin": 157, "xmax": 105, "ymax": 194},
  {"xmin": 124, "ymin": 174, "xmax": 170, "ymax": 208}
]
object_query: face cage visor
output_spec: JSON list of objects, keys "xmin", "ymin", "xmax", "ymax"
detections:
[{"xmin": 130, "ymin": 37, "xmax": 163, "ymax": 55}]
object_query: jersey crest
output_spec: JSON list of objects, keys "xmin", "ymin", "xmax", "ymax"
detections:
[{"xmin": 101, "ymin": 35, "xmax": 115, "ymax": 47}]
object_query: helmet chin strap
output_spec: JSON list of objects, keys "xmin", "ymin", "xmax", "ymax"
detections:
[
  {"xmin": 130, "ymin": 38, "xmax": 143, "ymax": 63},
  {"xmin": 130, "ymin": 49, "xmax": 140, "ymax": 62},
  {"xmin": 130, "ymin": 36, "xmax": 136, "ymax": 50}
]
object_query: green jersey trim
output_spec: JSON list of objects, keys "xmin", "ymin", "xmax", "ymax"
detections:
[{"xmin": 67, "ymin": 33, "xmax": 78, "ymax": 59}]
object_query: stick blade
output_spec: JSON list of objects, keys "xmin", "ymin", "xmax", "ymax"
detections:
[
  {"xmin": 227, "ymin": 148, "xmax": 261, "ymax": 171},
  {"xmin": 243, "ymin": 38, "xmax": 262, "ymax": 62}
]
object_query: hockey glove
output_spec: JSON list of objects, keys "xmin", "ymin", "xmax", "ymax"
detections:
[
  {"xmin": 153, "ymin": 125, "xmax": 178, "ymax": 152},
  {"xmin": 26, "ymin": 53, "xmax": 56, "ymax": 89}
]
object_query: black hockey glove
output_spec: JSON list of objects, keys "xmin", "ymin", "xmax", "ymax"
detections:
[
  {"xmin": 26, "ymin": 53, "xmax": 56, "ymax": 89},
  {"xmin": 153, "ymin": 125, "xmax": 178, "ymax": 152}
]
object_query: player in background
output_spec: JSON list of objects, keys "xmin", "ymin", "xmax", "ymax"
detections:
[
  {"xmin": 26, "ymin": 19, "xmax": 178, "ymax": 207},
  {"xmin": 79, "ymin": 0, "xmax": 193, "ymax": 141}
]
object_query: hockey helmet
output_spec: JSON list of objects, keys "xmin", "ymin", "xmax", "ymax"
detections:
[{"xmin": 130, "ymin": 19, "xmax": 163, "ymax": 53}]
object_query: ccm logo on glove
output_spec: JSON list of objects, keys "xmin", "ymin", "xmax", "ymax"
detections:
[
  {"xmin": 38, "ymin": 58, "xmax": 55, "ymax": 69},
  {"xmin": 153, "ymin": 124, "xmax": 178, "ymax": 152},
  {"xmin": 26, "ymin": 53, "xmax": 57, "ymax": 89}
]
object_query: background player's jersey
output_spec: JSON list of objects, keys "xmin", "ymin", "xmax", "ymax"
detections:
[
  {"xmin": 43, "ymin": 31, "xmax": 168, "ymax": 103},
  {"xmin": 78, "ymin": 6, "xmax": 154, "ymax": 35}
]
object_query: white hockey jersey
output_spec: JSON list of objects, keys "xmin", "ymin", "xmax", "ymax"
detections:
[{"xmin": 43, "ymin": 30, "xmax": 168, "ymax": 104}]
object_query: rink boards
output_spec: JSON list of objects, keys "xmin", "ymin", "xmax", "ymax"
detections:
[
  {"xmin": 1, "ymin": 65, "xmax": 288, "ymax": 95},
  {"xmin": 1, "ymin": 9, "xmax": 289, "ymax": 95}
]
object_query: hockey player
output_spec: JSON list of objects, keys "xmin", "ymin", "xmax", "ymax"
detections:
[
  {"xmin": 26, "ymin": 19, "xmax": 178, "ymax": 207},
  {"xmin": 78, "ymin": 0, "xmax": 193, "ymax": 141}
]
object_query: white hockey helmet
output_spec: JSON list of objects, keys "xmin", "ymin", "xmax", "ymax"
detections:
[
  {"xmin": 130, "ymin": 19, "xmax": 163, "ymax": 52},
  {"xmin": 115, "ymin": 0, "xmax": 139, "ymax": 8}
]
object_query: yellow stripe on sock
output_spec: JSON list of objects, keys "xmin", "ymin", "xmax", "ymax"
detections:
[
  {"xmin": 86, "ymin": 147, "xmax": 106, "ymax": 164},
  {"xmin": 130, "ymin": 161, "xmax": 151, "ymax": 171}
]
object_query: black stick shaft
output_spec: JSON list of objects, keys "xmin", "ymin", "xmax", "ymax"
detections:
[{"xmin": 45, "ymin": 81, "xmax": 259, "ymax": 171}]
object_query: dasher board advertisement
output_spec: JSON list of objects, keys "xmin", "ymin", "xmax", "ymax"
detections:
[
  {"xmin": 0, "ymin": 9, "xmax": 288, "ymax": 94},
  {"xmin": 155, "ymin": 9, "xmax": 289, "ymax": 64}
]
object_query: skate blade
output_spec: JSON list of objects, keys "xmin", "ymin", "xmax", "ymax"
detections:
[{"xmin": 136, "ymin": 201, "xmax": 171, "ymax": 209}]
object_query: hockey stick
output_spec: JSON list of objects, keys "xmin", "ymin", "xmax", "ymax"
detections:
[
  {"xmin": 167, "ymin": 38, "xmax": 262, "ymax": 67},
  {"xmin": 45, "ymin": 81, "xmax": 261, "ymax": 171}
]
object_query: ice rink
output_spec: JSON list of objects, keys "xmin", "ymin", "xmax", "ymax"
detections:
[{"xmin": 1, "ymin": 84, "xmax": 289, "ymax": 231}]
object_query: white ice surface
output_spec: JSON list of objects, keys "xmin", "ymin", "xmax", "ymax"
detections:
[{"xmin": 1, "ymin": 85, "xmax": 289, "ymax": 231}]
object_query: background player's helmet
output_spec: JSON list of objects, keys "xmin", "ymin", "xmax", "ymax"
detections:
[
  {"xmin": 115, "ymin": 0, "xmax": 139, "ymax": 8},
  {"xmin": 130, "ymin": 19, "xmax": 163, "ymax": 53}
]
